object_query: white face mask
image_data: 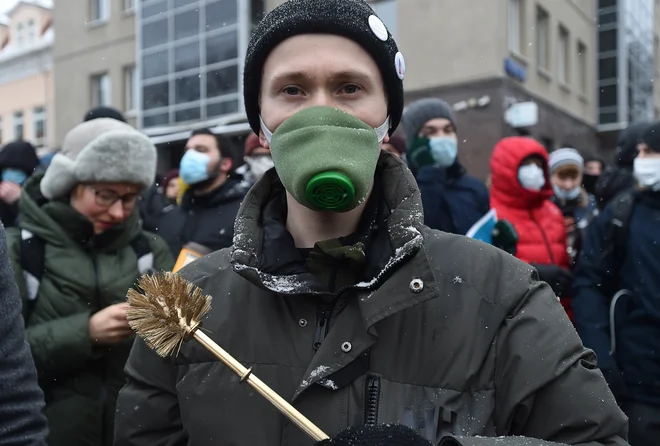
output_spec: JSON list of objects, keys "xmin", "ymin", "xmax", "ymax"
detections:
[
  {"xmin": 634, "ymin": 157, "xmax": 660, "ymax": 191},
  {"xmin": 518, "ymin": 164, "xmax": 546, "ymax": 191},
  {"xmin": 245, "ymin": 155, "xmax": 275, "ymax": 180}
]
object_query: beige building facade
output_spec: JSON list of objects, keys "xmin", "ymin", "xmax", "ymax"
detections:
[
  {"xmin": 353, "ymin": 0, "xmax": 599, "ymax": 178},
  {"xmin": 51, "ymin": 0, "xmax": 657, "ymax": 176},
  {"xmin": 0, "ymin": 0, "xmax": 54, "ymax": 151},
  {"xmin": 52, "ymin": 0, "xmax": 138, "ymax": 144}
]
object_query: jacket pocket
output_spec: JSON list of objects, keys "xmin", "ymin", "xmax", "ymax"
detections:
[{"xmin": 372, "ymin": 378, "xmax": 495, "ymax": 444}]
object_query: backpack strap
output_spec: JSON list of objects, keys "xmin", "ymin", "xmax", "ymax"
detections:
[
  {"xmin": 604, "ymin": 191, "xmax": 636, "ymax": 294},
  {"xmin": 609, "ymin": 191, "xmax": 636, "ymax": 263},
  {"xmin": 131, "ymin": 233, "xmax": 154, "ymax": 275},
  {"xmin": 20, "ymin": 229, "xmax": 46, "ymax": 308}
]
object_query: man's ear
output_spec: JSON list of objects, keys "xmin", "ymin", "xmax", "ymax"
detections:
[
  {"xmin": 220, "ymin": 157, "xmax": 233, "ymax": 173},
  {"xmin": 382, "ymin": 134, "xmax": 390, "ymax": 144},
  {"xmin": 259, "ymin": 131, "xmax": 270, "ymax": 150}
]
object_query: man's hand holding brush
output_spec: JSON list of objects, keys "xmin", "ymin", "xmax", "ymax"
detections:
[{"xmin": 89, "ymin": 302, "xmax": 133, "ymax": 345}]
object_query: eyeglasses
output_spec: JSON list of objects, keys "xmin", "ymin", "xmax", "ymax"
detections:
[{"xmin": 86, "ymin": 186, "xmax": 141, "ymax": 210}]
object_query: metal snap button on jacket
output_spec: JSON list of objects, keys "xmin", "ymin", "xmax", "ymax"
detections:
[
  {"xmin": 298, "ymin": 319, "xmax": 308, "ymax": 327},
  {"xmin": 341, "ymin": 342, "xmax": 352, "ymax": 353},
  {"xmin": 409, "ymin": 278, "xmax": 424, "ymax": 293}
]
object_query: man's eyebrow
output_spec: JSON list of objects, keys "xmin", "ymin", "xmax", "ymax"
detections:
[
  {"xmin": 328, "ymin": 69, "xmax": 374, "ymax": 83},
  {"xmin": 267, "ymin": 69, "xmax": 375, "ymax": 85},
  {"xmin": 267, "ymin": 70, "xmax": 310, "ymax": 85}
]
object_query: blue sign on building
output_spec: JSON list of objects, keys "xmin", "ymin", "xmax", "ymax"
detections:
[{"xmin": 504, "ymin": 58, "xmax": 527, "ymax": 83}]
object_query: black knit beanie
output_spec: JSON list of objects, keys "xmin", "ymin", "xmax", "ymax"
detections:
[
  {"xmin": 243, "ymin": 0, "xmax": 405, "ymax": 136},
  {"xmin": 616, "ymin": 122, "xmax": 650, "ymax": 167},
  {"xmin": 83, "ymin": 106, "xmax": 127, "ymax": 123},
  {"xmin": 641, "ymin": 121, "xmax": 660, "ymax": 153}
]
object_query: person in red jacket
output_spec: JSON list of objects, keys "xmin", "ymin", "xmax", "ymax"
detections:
[{"xmin": 490, "ymin": 137, "xmax": 573, "ymax": 318}]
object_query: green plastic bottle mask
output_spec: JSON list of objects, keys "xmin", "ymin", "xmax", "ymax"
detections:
[{"xmin": 260, "ymin": 106, "xmax": 390, "ymax": 212}]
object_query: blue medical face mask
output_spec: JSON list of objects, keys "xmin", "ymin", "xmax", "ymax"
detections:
[
  {"xmin": 553, "ymin": 184, "xmax": 581, "ymax": 201},
  {"xmin": 428, "ymin": 136, "xmax": 458, "ymax": 167},
  {"xmin": 179, "ymin": 150, "xmax": 211, "ymax": 185},
  {"xmin": 2, "ymin": 169, "xmax": 28, "ymax": 185}
]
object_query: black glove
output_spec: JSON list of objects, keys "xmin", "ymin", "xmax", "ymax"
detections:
[
  {"xmin": 316, "ymin": 424, "xmax": 432, "ymax": 446},
  {"xmin": 531, "ymin": 264, "xmax": 573, "ymax": 297}
]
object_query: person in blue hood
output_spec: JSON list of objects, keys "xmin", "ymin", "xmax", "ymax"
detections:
[{"xmin": 403, "ymin": 98, "xmax": 489, "ymax": 234}]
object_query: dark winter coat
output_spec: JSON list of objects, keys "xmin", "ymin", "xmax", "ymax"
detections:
[
  {"xmin": 5, "ymin": 174, "xmax": 174, "ymax": 446},
  {"xmin": 0, "ymin": 222, "xmax": 48, "ymax": 446},
  {"xmin": 0, "ymin": 141, "xmax": 39, "ymax": 228},
  {"xmin": 139, "ymin": 184, "xmax": 167, "ymax": 232},
  {"xmin": 416, "ymin": 162, "xmax": 489, "ymax": 235},
  {"xmin": 550, "ymin": 190, "xmax": 599, "ymax": 264},
  {"xmin": 573, "ymin": 189, "xmax": 660, "ymax": 406},
  {"xmin": 155, "ymin": 177, "xmax": 249, "ymax": 256},
  {"xmin": 115, "ymin": 152, "xmax": 627, "ymax": 446}
]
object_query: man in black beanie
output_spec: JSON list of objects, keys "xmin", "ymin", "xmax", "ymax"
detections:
[
  {"xmin": 116, "ymin": 1, "xmax": 627, "ymax": 445},
  {"xmin": 83, "ymin": 105, "xmax": 127, "ymax": 123},
  {"xmin": 403, "ymin": 98, "xmax": 489, "ymax": 235},
  {"xmin": 594, "ymin": 122, "xmax": 650, "ymax": 209}
]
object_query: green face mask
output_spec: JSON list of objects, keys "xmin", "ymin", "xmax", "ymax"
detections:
[{"xmin": 261, "ymin": 106, "xmax": 390, "ymax": 212}]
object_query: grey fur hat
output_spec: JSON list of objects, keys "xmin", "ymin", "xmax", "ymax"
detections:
[
  {"xmin": 41, "ymin": 118, "xmax": 157, "ymax": 200},
  {"xmin": 402, "ymin": 98, "xmax": 456, "ymax": 144}
]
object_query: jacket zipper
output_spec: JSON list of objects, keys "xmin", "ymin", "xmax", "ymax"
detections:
[
  {"xmin": 91, "ymin": 255, "xmax": 108, "ymax": 445},
  {"xmin": 364, "ymin": 376, "xmax": 381, "ymax": 426},
  {"xmin": 529, "ymin": 210, "xmax": 556, "ymax": 264},
  {"xmin": 313, "ymin": 306, "xmax": 331, "ymax": 353},
  {"xmin": 312, "ymin": 262, "xmax": 343, "ymax": 354}
]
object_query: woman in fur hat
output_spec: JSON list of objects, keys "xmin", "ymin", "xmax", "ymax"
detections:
[{"xmin": 5, "ymin": 118, "xmax": 174, "ymax": 446}]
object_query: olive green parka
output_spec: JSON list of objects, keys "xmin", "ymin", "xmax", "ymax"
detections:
[{"xmin": 6, "ymin": 174, "xmax": 175, "ymax": 446}]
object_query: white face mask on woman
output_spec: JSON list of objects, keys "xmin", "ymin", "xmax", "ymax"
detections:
[
  {"xmin": 634, "ymin": 157, "xmax": 660, "ymax": 191},
  {"xmin": 518, "ymin": 164, "xmax": 546, "ymax": 191},
  {"xmin": 245, "ymin": 155, "xmax": 275, "ymax": 180}
]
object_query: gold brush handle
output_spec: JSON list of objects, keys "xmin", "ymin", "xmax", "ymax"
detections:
[{"xmin": 193, "ymin": 330, "xmax": 330, "ymax": 442}]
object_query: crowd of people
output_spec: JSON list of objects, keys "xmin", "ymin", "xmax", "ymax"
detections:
[{"xmin": 0, "ymin": 0, "xmax": 658, "ymax": 445}]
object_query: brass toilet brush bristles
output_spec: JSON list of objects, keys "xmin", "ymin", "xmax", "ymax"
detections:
[
  {"xmin": 126, "ymin": 272, "xmax": 211, "ymax": 357},
  {"xmin": 126, "ymin": 272, "xmax": 329, "ymax": 442}
]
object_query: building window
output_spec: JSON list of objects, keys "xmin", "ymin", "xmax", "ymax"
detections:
[
  {"xmin": 27, "ymin": 19, "xmax": 36, "ymax": 43},
  {"xmin": 536, "ymin": 7, "xmax": 549, "ymax": 71},
  {"xmin": 13, "ymin": 112, "xmax": 23, "ymax": 140},
  {"xmin": 123, "ymin": 66, "xmax": 137, "ymax": 112},
  {"xmin": 558, "ymin": 26, "xmax": 569, "ymax": 84},
  {"xmin": 90, "ymin": 0, "xmax": 109, "ymax": 22},
  {"xmin": 91, "ymin": 73, "xmax": 111, "ymax": 107},
  {"xmin": 508, "ymin": 0, "xmax": 522, "ymax": 54},
  {"xmin": 32, "ymin": 107, "xmax": 45, "ymax": 146},
  {"xmin": 16, "ymin": 23, "xmax": 23, "ymax": 46},
  {"xmin": 123, "ymin": 0, "xmax": 136, "ymax": 12},
  {"xmin": 140, "ymin": 0, "xmax": 246, "ymax": 129},
  {"xmin": 577, "ymin": 42, "xmax": 587, "ymax": 95}
]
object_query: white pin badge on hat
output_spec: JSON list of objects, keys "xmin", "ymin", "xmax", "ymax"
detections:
[
  {"xmin": 395, "ymin": 52, "xmax": 406, "ymax": 80},
  {"xmin": 368, "ymin": 15, "xmax": 388, "ymax": 41}
]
